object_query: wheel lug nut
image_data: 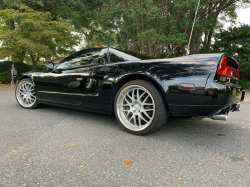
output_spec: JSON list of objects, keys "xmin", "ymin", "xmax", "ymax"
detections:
[{"xmin": 133, "ymin": 110, "xmax": 136, "ymax": 113}]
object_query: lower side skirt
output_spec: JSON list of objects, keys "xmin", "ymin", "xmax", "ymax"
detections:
[{"xmin": 37, "ymin": 99, "xmax": 113, "ymax": 115}]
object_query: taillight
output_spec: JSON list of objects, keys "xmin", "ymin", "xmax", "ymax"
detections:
[{"xmin": 217, "ymin": 55, "xmax": 240, "ymax": 79}]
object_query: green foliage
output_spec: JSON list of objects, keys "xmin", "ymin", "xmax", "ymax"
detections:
[
  {"xmin": 211, "ymin": 25, "xmax": 250, "ymax": 79},
  {"xmin": 99, "ymin": 0, "xmax": 250, "ymax": 57},
  {"xmin": 0, "ymin": 61, "xmax": 31, "ymax": 84},
  {"xmin": 238, "ymin": 79, "xmax": 250, "ymax": 92},
  {"xmin": 0, "ymin": 4, "xmax": 79, "ymax": 70},
  {"xmin": 80, "ymin": 24, "xmax": 118, "ymax": 49},
  {"xmin": 1, "ymin": 0, "xmax": 250, "ymax": 59},
  {"xmin": 1, "ymin": 0, "xmax": 105, "ymax": 30},
  {"xmin": 99, "ymin": 0, "xmax": 188, "ymax": 57}
]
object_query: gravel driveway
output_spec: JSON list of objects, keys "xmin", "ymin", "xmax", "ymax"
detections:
[{"xmin": 0, "ymin": 90, "xmax": 249, "ymax": 186}]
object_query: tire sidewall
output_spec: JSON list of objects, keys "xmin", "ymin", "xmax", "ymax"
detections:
[
  {"xmin": 114, "ymin": 80, "xmax": 166, "ymax": 135},
  {"xmin": 15, "ymin": 78, "xmax": 39, "ymax": 109}
]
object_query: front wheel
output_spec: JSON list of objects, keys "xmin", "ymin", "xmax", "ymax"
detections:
[
  {"xmin": 15, "ymin": 78, "xmax": 40, "ymax": 109},
  {"xmin": 114, "ymin": 80, "xmax": 168, "ymax": 135}
]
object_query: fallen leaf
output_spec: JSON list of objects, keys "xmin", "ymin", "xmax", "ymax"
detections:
[
  {"xmin": 71, "ymin": 144, "xmax": 76, "ymax": 146},
  {"xmin": 242, "ymin": 126, "xmax": 246, "ymax": 129},
  {"xmin": 223, "ymin": 123, "xmax": 226, "ymax": 124},
  {"xmin": 239, "ymin": 154, "xmax": 245, "ymax": 157},
  {"xmin": 173, "ymin": 149, "xmax": 177, "ymax": 151},
  {"xmin": 166, "ymin": 143, "xmax": 169, "ymax": 145},
  {"xmin": 79, "ymin": 165, "xmax": 84, "ymax": 168},
  {"xmin": 177, "ymin": 177, "xmax": 182, "ymax": 181},
  {"xmin": 22, "ymin": 144, "xmax": 25, "ymax": 146},
  {"xmin": 120, "ymin": 132, "xmax": 123, "ymax": 134},
  {"xmin": 12, "ymin": 150, "xmax": 17, "ymax": 152},
  {"xmin": 124, "ymin": 161, "xmax": 132, "ymax": 165},
  {"xmin": 171, "ymin": 174, "xmax": 175, "ymax": 177}
]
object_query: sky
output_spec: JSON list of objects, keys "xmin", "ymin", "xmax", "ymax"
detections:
[{"xmin": 223, "ymin": 6, "xmax": 250, "ymax": 29}]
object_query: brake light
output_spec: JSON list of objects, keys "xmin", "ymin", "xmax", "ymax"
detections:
[{"xmin": 217, "ymin": 55, "xmax": 240, "ymax": 79}]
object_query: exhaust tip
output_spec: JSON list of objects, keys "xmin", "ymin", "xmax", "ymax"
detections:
[{"xmin": 210, "ymin": 114, "xmax": 227, "ymax": 121}]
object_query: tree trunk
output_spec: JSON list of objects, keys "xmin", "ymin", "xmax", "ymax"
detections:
[
  {"xmin": 30, "ymin": 54, "xmax": 38, "ymax": 71},
  {"xmin": 0, "ymin": 0, "xmax": 5, "ymax": 10}
]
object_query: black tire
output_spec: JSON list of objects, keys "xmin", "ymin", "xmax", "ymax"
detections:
[
  {"xmin": 114, "ymin": 80, "xmax": 168, "ymax": 135},
  {"xmin": 15, "ymin": 78, "xmax": 40, "ymax": 109}
]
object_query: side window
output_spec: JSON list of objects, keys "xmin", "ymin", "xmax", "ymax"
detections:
[
  {"xmin": 109, "ymin": 48, "xmax": 140, "ymax": 63},
  {"xmin": 109, "ymin": 52, "xmax": 127, "ymax": 63},
  {"xmin": 99, "ymin": 48, "xmax": 109, "ymax": 64},
  {"xmin": 57, "ymin": 48, "xmax": 102, "ymax": 69}
]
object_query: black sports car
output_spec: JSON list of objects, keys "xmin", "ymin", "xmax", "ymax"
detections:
[{"xmin": 15, "ymin": 47, "xmax": 245, "ymax": 135}]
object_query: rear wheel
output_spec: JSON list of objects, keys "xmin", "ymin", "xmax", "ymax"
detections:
[
  {"xmin": 114, "ymin": 80, "xmax": 168, "ymax": 135},
  {"xmin": 15, "ymin": 78, "xmax": 40, "ymax": 109}
]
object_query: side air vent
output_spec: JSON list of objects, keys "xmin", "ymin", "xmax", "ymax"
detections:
[{"xmin": 226, "ymin": 57, "xmax": 238, "ymax": 69}]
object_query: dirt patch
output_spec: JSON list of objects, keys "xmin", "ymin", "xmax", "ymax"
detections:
[{"xmin": 0, "ymin": 84, "xmax": 16, "ymax": 90}]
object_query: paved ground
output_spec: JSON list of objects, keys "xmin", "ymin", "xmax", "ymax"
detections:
[
  {"xmin": 245, "ymin": 92, "xmax": 250, "ymax": 102},
  {"xmin": 0, "ymin": 90, "xmax": 249, "ymax": 187}
]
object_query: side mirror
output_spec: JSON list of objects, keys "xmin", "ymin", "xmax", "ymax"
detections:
[{"xmin": 44, "ymin": 62, "xmax": 54, "ymax": 72}]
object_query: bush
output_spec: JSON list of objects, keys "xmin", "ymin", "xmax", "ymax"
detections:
[
  {"xmin": 0, "ymin": 61, "xmax": 32, "ymax": 84},
  {"xmin": 238, "ymin": 79, "xmax": 250, "ymax": 92}
]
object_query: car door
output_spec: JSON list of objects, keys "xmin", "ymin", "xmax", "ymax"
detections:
[{"xmin": 36, "ymin": 48, "xmax": 108, "ymax": 105}]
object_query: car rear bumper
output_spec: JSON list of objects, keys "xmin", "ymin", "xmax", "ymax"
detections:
[{"xmin": 169, "ymin": 73, "xmax": 245, "ymax": 117}]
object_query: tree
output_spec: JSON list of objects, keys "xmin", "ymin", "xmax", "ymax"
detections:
[
  {"xmin": 0, "ymin": 0, "xmax": 111, "ymax": 52},
  {"xmin": 0, "ymin": 0, "xmax": 104, "ymax": 29},
  {"xmin": 211, "ymin": 24, "xmax": 250, "ymax": 79},
  {"xmin": 0, "ymin": 4, "xmax": 79, "ymax": 70},
  {"xmin": 99, "ymin": 0, "xmax": 250, "ymax": 57}
]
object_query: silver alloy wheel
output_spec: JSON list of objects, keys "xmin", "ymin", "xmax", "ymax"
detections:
[
  {"xmin": 116, "ymin": 85, "xmax": 155, "ymax": 131},
  {"xmin": 16, "ymin": 81, "xmax": 37, "ymax": 107}
]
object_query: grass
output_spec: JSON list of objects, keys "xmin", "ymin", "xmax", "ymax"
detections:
[{"xmin": 238, "ymin": 79, "xmax": 250, "ymax": 92}]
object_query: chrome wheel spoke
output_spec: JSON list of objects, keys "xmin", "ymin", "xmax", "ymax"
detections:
[
  {"xmin": 116, "ymin": 85, "xmax": 155, "ymax": 131},
  {"xmin": 124, "ymin": 97, "xmax": 131, "ymax": 104},
  {"xmin": 125, "ymin": 111, "xmax": 131, "ymax": 118},
  {"xmin": 140, "ymin": 114, "xmax": 149, "ymax": 123},
  {"xmin": 139, "ymin": 92, "xmax": 146, "ymax": 101},
  {"xmin": 144, "ymin": 109, "xmax": 154, "ymax": 111},
  {"xmin": 128, "ymin": 115, "xmax": 134, "ymax": 122},
  {"xmin": 126, "ymin": 93, "xmax": 133, "ymax": 101},
  {"xmin": 133, "ymin": 115, "xmax": 137, "ymax": 126},
  {"xmin": 120, "ymin": 109, "xmax": 130, "ymax": 112},
  {"xmin": 142, "ymin": 95, "xmax": 149, "ymax": 103},
  {"xmin": 142, "ymin": 111, "xmax": 152, "ymax": 120},
  {"xmin": 16, "ymin": 81, "xmax": 37, "ymax": 107},
  {"xmin": 138, "ymin": 115, "xmax": 142, "ymax": 127},
  {"xmin": 143, "ymin": 103, "xmax": 154, "ymax": 106},
  {"xmin": 30, "ymin": 94, "xmax": 36, "ymax": 98},
  {"xmin": 137, "ymin": 89, "xmax": 140, "ymax": 99}
]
